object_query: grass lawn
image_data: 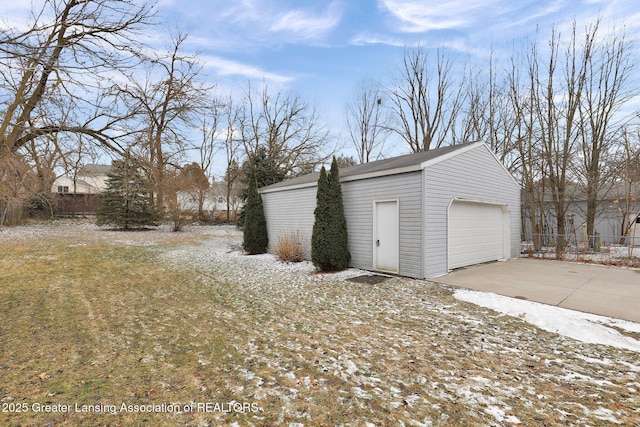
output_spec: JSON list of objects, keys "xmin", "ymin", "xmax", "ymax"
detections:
[
  {"xmin": 1, "ymin": 222, "xmax": 639, "ymax": 426},
  {"xmin": 1, "ymin": 233, "xmax": 248, "ymax": 426}
]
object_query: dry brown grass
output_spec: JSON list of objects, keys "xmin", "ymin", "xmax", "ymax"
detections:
[
  {"xmin": 274, "ymin": 229, "xmax": 305, "ymax": 263},
  {"xmin": 0, "ymin": 229, "xmax": 243, "ymax": 426},
  {"xmin": 1, "ymin": 222, "xmax": 639, "ymax": 426}
]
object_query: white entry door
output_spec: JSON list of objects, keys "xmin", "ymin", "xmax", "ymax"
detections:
[{"xmin": 374, "ymin": 201, "xmax": 399, "ymax": 273}]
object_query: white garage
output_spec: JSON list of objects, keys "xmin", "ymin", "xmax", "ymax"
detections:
[
  {"xmin": 448, "ymin": 200, "xmax": 509, "ymax": 269},
  {"xmin": 261, "ymin": 141, "xmax": 521, "ymax": 278}
]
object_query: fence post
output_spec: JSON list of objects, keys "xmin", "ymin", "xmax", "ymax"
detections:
[{"xmin": 0, "ymin": 206, "xmax": 7, "ymax": 230}]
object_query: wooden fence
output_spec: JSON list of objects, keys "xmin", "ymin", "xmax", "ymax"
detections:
[{"xmin": 0, "ymin": 199, "xmax": 28, "ymax": 226}]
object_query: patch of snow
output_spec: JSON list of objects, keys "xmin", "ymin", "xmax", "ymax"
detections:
[
  {"xmin": 591, "ymin": 407, "xmax": 623, "ymax": 424},
  {"xmin": 484, "ymin": 405, "xmax": 521, "ymax": 424},
  {"xmin": 352, "ymin": 387, "xmax": 372, "ymax": 399},
  {"xmin": 343, "ymin": 359, "xmax": 358, "ymax": 375},
  {"xmin": 454, "ymin": 289, "xmax": 640, "ymax": 352}
]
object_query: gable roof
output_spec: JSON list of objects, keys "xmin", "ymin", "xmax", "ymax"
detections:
[{"xmin": 261, "ymin": 141, "xmax": 484, "ymax": 193}]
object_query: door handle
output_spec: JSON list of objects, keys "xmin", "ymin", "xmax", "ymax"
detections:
[{"xmin": 376, "ymin": 239, "xmax": 380, "ymax": 246}]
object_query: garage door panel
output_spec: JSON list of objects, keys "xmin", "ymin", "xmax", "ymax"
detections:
[{"xmin": 448, "ymin": 201, "xmax": 506, "ymax": 270}]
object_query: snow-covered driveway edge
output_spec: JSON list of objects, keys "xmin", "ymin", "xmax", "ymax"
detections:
[{"xmin": 454, "ymin": 288, "xmax": 640, "ymax": 352}]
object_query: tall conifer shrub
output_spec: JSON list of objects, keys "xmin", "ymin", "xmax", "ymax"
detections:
[
  {"xmin": 312, "ymin": 157, "xmax": 351, "ymax": 271},
  {"xmin": 243, "ymin": 169, "xmax": 268, "ymax": 254}
]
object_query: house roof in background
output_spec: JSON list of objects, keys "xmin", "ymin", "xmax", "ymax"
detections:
[
  {"xmin": 261, "ymin": 141, "xmax": 482, "ymax": 193},
  {"xmin": 79, "ymin": 164, "xmax": 111, "ymax": 175}
]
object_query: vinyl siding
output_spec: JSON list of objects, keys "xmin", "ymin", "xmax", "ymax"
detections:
[
  {"xmin": 261, "ymin": 171, "xmax": 424, "ymax": 278},
  {"xmin": 262, "ymin": 186, "xmax": 317, "ymax": 259},
  {"xmin": 261, "ymin": 143, "xmax": 519, "ymax": 279},
  {"xmin": 423, "ymin": 145, "xmax": 521, "ymax": 278},
  {"xmin": 342, "ymin": 172, "xmax": 423, "ymax": 278}
]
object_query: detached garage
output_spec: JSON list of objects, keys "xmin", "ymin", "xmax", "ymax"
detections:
[{"xmin": 260, "ymin": 141, "xmax": 520, "ymax": 278}]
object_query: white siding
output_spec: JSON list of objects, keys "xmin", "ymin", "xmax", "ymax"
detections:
[
  {"xmin": 51, "ymin": 176, "xmax": 98, "ymax": 194},
  {"xmin": 262, "ymin": 186, "xmax": 317, "ymax": 259},
  {"xmin": 423, "ymin": 145, "xmax": 521, "ymax": 277},
  {"xmin": 342, "ymin": 172, "xmax": 423, "ymax": 278},
  {"xmin": 261, "ymin": 143, "xmax": 520, "ymax": 279},
  {"xmin": 261, "ymin": 172, "xmax": 424, "ymax": 277}
]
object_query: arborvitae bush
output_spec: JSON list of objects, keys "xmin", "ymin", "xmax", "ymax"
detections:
[
  {"xmin": 312, "ymin": 157, "xmax": 351, "ymax": 271},
  {"xmin": 238, "ymin": 147, "xmax": 286, "ymax": 229},
  {"xmin": 242, "ymin": 169, "xmax": 268, "ymax": 254},
  {"xmin": 327, "ymin": 157, "xmax": 351, "ymax": 269},
  {"xmin": 312, "ymin": 167, "xmax": 330, "ymax": 269}
]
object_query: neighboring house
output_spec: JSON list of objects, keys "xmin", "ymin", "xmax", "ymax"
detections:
[
  {"xmin": 521, "ymin": 181, "xmax": 640, "ymax": 245},
  {"xmin": 52, "ymin": 164, "xmax": 111, "ymax": 194},
  {"xmin": 51, "ymin": 164, "xmax": 111, "ymax": 215},
  {"xmin": 176, "ymin": 181, "xmax": 243, "ymax": 220},
  {"xmin": 260, "ymin": 141, "xmax": 521, "ymax": 279},
  {"xmin": 210, "ymin": 181, "xmax": 243, "ymax": 216}
]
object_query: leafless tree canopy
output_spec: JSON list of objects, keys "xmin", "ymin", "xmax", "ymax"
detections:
[
  {"xmin": 388, "ymin": 47, "xmax": 465, "ymax": 152},
  {"xmin": 114, "ymin": 33, "xmax": 210, "ymax": 212},
  {"xmin": 0, "ymin": 0, "xmax": 156, "ymax": 156},
  {"xmin": 499, "ymin": 20, "xmax": 639, "ymax": 253},
  {"xmin": 239, "ymin": 84, "xmax": 330, "ymax": 177},
  {"xmin": 345, "ymin": 79, "xmax": 390, "ymax": 163}
]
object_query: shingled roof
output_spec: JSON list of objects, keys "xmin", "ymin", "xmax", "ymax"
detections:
[
  {"xmin": 79, "ymin": 164, "xmax": 112, "ymax": 175},
  {"xmin": 261, "ymin": 141, "xmax": 482, "ymax": 193}
]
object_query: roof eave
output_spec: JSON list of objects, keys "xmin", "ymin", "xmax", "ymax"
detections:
[
  {"xmin": 260, "ymin": 141, "xmax": 496, "ymax": 194},
  {"xmin": 419, "ymin": 141, "xmax": 484, "ymax": 169},
  {"xmin": 259, "ymin": 164, "xmax": 425, "ymax": 193}
]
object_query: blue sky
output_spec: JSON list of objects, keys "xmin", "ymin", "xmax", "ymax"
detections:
[
  {"xmin": 3, "ymin": 0, "xmax": 640, "ymax": 172},
  {"xmin": 153, "ymin": 0, "xmax": 640, "ymax": 159}
]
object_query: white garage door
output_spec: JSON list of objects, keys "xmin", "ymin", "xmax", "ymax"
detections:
[{"xmin": 448, "ymin": 201, "xmax": 507, "ymax": 270}]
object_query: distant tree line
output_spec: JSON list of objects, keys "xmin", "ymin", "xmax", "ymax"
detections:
[
  {"xmin": 1, "ymin": 0, "xmax": 638, "ymax": 252},
  {"xmin": 345, "ymin": 21, "xmax": 640, "ymax": 254}
]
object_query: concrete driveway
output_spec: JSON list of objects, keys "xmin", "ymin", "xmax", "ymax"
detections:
[{"xmin": 434, "ymin": 258, "xmax": 640, "ymax": 323}]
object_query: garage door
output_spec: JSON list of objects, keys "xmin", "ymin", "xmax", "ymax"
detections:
[{"xmin": 448, "ymin": 201, "xmax": 507, "ymax": 270}]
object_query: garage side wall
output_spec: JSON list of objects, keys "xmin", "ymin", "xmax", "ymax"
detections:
[
  {"xmin": 262, "ymin": 171, "xmax": 424, "ymax": 278},
  {"xmin": 261, "ymin": 186, "xmax": 317, "ymax": 259},
  {"xmin": 423, "ymin": 145, "xmax": 521, "ymax": 278},
  {"xmin": 342, "ymin": 172, "xmax": 423, "ymax": 278}
]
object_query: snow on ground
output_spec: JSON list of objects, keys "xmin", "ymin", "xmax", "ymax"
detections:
[
  {"xmin": 4, "ymin": 220, "xmax": 640, "ymax": 425},
  {"xmin": 454, "ymin": 289, "xmax": 640, "ymax": 352}
]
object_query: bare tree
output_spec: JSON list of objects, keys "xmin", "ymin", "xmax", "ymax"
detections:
[
  {"xmin": 461, "ymin": 56, "xmax": 520, "ymax": 171},
  {"xmin": 577, "ymin": 25, "xmax": 635, "ymax": 244},
  {"xmin": 615, "ymin": 126, "xmax": 640, "ymax": 244},
  {"xmin": 529, "ymin": 23, "xmax": 595, "ymax": 257},
  {"xmin": 199, "ymin": 94, "xmax": 243, "ymax": 221},
  {"xmin": 0, "ymin": 0, "xmax": 155, "ymax": 156},
  {"xmin": 198, "ymin": 97, "xmax": 224, "ymax": 183},
  {"xmin": 117, "ymin": 33, "xmax": 209, "ymax": 214},
  {"xmin": 345, "ymin": 79, "xmax": 389, "ymax": 163},
  {"xmin": 388, "ymin": 47, "xmax": 465, "ymax": 152},
  {"xmin": 508, "ymin": 56, "xmax": 546, "ymax": 250},
  {"xmin": 238, "ymin": 83, "xmax": 329, "ymax": 177},
  {"xmin": 218, "ymin": 96, "xmax": 243, "ymax": 221}
]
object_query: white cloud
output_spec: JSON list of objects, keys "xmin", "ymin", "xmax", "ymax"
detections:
[
  {"xmin": 269, "ymin": 3, "xmax": 342, "ymax": 40},
  {"xmin": 199, "ymin": 54, "xmax": 293, "ymax": 85},
  {"xmin": 380, "ymin": 0, "xmax": 509, "ymax": 33},
  {"xmin": 377, "ymin": 0, "xmax": 582, "ymax": 36},
  {"xmin": 211, "ymin": 0, "xmax": 342, "ymax": 43},
  {"xmin": 349, "ymin": 32, "xmax": 407, "ymax": 47},
  {"xmin": 218, "ymin": 0, "xmax": 263, "ymax": 26},
  {"xmin": 497, "ymin": 0, "xmax": 564, "ymax": 31}
]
